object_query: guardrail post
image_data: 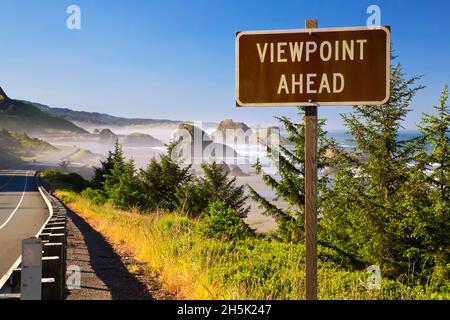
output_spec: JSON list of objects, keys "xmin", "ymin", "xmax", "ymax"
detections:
[
  {"xmin": 11, "ymin": 268, "xmax": 21, "ymax": 293},
  {"xmin": 39, "ymin": 233, "xmax": 52, "ymax": 242},
  {"xmin": 43, "ymin": 243, "xmax": 64, "ymax": 300},
  {"xmin": 21, "ymin": 238, "xmax": 42, "ymax": 300},
  {"xmin": 42, "ymin": 278, "xmax": 56, "ymax": 300},
  {"xmin": 49, "ymin": 233, "xmax": 66, "ymax": 292},
  {"xmin": 42, "ymin": 257, "xmax": 60, "ymax": 300}
]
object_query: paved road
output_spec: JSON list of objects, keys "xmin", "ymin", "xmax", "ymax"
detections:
[{"xmin": 0, "ymin": 169, "xmax": 50, "ymax": 288}]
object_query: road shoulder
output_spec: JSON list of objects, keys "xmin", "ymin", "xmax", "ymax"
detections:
[{"xmin": 65, "ymin": 207, "xmax": 172, "ymax": 300}]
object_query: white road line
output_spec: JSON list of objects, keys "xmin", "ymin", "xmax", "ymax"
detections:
[
  {"xmin": 0, "ymin": 171, "xmax": 52, "ymax": 291},
  {"xmin": 0, "ymin": 171, "xmax": 29, "ymax": 231}
]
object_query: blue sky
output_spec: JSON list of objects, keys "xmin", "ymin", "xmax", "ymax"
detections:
[{"xmin": 1, "ymin": 0, "xmax": 449, "ymax": 130}]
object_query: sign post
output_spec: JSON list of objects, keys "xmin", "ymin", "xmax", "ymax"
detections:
[
  {"xmin": 235, "ymin": 21, "xmax": 390, "ymax": 300},
  {"xmin": 304, "ymin": 18, "xmax": 318, "ymax": 300}
]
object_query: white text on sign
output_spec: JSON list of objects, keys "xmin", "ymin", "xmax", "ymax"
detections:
[{"xmin": 256, "ymin": 39, "xmax": 367, "ymax": 96}]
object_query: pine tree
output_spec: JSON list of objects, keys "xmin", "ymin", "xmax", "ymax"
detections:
[
  {"xmin": 93, "ymin": 141, "xmax": 122, "ymax": 189},
  {"xmin": 105, "ymin": 157, "xmax": 142, "ymax": 210},
  {"xmin": 200, "ymin": 161, "xmax": 249, "ymax": 217},
  {"xmin": 199, "ymin": 201, "xmax": 254, "ymax": 240},
  {"xmin": 92, "ymin": 151, "xmax": 113, "ymax": 189},
  {"xmin": 139, "ymin": 153, "xmax": 192, "ymax": 211},
  {"xmin": 176, "ymin": 161, "xmax": 249, "ymax": 218},
  {"xmin": 247, "ymin": 108, "xmax": 336, "ymax": 242},
  {"xmin": 403, "ymin": 84, "xmax": 450, "ymax": 275},
  {"xmin": 417, "ymin": 84, "xmax": 450, "ymax": 201},
  {"xmin": 103, "ymin": 142, "xmax": 141, "ymax": 210},
  {"xmin": 321, "ymin": 62, "xmax": 424, "ymax": 275}
]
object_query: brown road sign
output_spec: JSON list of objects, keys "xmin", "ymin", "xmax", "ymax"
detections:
[{"xmin": 236, "ymin": 26, "xmax": 390, "ymax": 106}]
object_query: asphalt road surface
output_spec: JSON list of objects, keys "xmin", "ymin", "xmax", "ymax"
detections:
[{"xmin": 0, "ymin": 169, "xmax": 50, "ymax": 288}]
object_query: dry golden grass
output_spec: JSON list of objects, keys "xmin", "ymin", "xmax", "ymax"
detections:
[{"xmin": 56, "ymin": 190, "xmax": 450, "ymax": 300}]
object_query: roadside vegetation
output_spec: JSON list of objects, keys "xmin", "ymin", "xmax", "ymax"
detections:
[
  {"xmin": 41, "ymin": 60, "xmax": 450, "ymax": 299},
  {"xmin": 40, "ymin": 169, "xmax": 90, "ymax": 193},
  {"xmin": 52, "ymin": 190, "xmax": 449, "ymax": 299}
]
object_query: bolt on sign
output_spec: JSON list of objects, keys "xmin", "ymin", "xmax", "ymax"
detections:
[{"xmin": 236, "ymin": 26, "xmax": 391, "ymax": 106}]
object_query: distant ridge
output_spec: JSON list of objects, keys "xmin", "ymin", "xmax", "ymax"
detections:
[
  {"xmin": 0, "ymin": 87, "xmax": 9, "ymax": 101},
  {"xmin": 0, "ymin": 87, "xmax": 87, "ymax": 135},
  {"xmin": 30, "ymin": 102, "xmax": 182, "ymax": 127},
  {"xmin": 0, "ymin": 129, "xmax": 57, "ymax": 167}
]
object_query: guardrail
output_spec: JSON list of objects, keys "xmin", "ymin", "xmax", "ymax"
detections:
[{"xmin": 0, "ymin": 172, "xmax": 67, "ymax": 300}]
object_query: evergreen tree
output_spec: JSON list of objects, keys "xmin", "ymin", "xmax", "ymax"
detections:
[
  {"xmin": 199, "ymin": 201, "xmax": 254, "ymax": 240},
  {"xmin": 103, "ymin": 142, "xmax": 141, "ymax": 210},
  {"xmin": 175, "ymin": 181, "xmax": 209, "ymax": 218},
  {"xmin": 92, "ymin": 141, "xmax": 121, "ymax": 189},
  {"xmin": 417, "ymin": 84, "xmax": 450, "ymax": 201},
  {"xmin": 248, "ymin": 109, "xmax": 336, "ymax": 242},
  {"xmin": 177, "ymin": 161, "xmax": 249, "ymax": 218},
  {"xmin": 399, "ymin": 84, "xmax": 450, "ymax": 278},
  {"xmin": 105, "ymin": 158, "xmax": 142, "ymax": 210},
  {"xmin": 200, "ymin": 161, "xmax": 249, "ymax": 217},
  {"xmin": 92, "ymin": 151, "xmax": 113, "ymax": 189},
  {"xmin": 321, "ymin": 62, "xmax": 424, "ymax": 275},
  {"xmin": 139, "ymin": 153, "xmax": 192, "ymax": 211}
]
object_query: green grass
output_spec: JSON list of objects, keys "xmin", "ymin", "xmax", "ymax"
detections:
[{"xmin": 54, "ymin": 190, "xmax": 450, "ymax": 300}]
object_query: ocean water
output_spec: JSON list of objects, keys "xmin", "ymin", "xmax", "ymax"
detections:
[
  {"xmin": 327, "ymin": 130, "xmax": 422, "ymax": 149},
  {"xmin": 242, "ymin": 130, "xmax": 424, "ymax": 178}
]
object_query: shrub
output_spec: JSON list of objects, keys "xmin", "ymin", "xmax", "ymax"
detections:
[
  {"xmin": 40, "ymin": 169, "xmax": 89, "ymax": 193},
  {"xmin": 81, "ymin": 187, "xmax": 106, "ymax": 205},
  {"xmin": 58, "ymin": 192, "xmax": 77, "ymax": 204},
  {"xmin": 198, "ymin": 201, "xmax": 253, "ymax": 241},
  {"xmin": 175, "ymin": 181, "xmax": 208, "ymax": 217}
]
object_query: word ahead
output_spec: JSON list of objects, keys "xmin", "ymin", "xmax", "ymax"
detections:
[{"xmin": 236, "ymin": 26, "xmax": 390, "ymax": 106}]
